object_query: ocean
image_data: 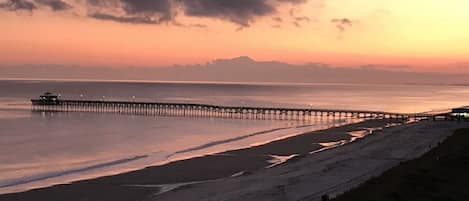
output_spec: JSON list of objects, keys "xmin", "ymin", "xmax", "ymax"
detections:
[{"xmin": 0, "ymin": 79, "xmax": 468, "ymax": 194}]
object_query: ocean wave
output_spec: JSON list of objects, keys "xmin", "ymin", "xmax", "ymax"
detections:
[
  {"xmin": 169, "ymin": 127, "xmax": 293, "ymax": 155},
  {"xmin": 167, "ymin": 125, "xmax": 310, "ymax": 158},
  {"xmin": 0, "ymin": 155, "xmax": 148, "ymax": 189},
  {"xmin": 167, "ymin": 118, "xmax": 354, "ymax": 159}
]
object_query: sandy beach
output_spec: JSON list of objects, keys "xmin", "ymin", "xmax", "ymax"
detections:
[
  {"xmin": 0, "ymin": 119, "xmax": 466, "ymax": 201},
  {"xmin": 152, "ymin": 120, "xmax": 466, "ymax": 201},
  {"xmin": 332, "ymin": 127, "xmax": 469, "ymax": 201}
]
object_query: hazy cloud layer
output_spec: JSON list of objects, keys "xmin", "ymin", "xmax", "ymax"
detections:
[
  {"xmin": 2, "ymin": 56, "xmax": 468, "ymax": 85},
  {"xmin": 0, "ymin": 0, "xmax": 309, "ymax": 27}
]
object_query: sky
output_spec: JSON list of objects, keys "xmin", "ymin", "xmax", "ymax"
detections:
[{"xmin": 1, "ymin": 0, "xmax": 469, "ymax": 73}]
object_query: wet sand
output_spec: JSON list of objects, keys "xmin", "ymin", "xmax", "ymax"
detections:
[{"xmin": 0, "ymin": 119, "xmax": 405, "ymax": 201}]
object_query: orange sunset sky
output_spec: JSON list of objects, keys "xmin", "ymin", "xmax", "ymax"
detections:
[{"xmin": 1, "ymin": 0, "xmax": 469, "ymax": 72}]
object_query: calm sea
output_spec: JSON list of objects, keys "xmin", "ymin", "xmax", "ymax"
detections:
[{"xmin": 0, "ymin": 79, "xmax": 468, "ymax": 194}]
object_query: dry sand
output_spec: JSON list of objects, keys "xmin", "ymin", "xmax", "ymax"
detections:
[{"xmin": 151, "ymin": 120, "xmax": 467, "ymax": 201}]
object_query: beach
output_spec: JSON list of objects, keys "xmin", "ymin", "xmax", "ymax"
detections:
[
  {"xmin": 332, "ymin": 127, "xmax": 469, "ymax": 201},
  {"xmin": 152, "ymin": 120, "xmax": 466, "ymax": 201},
  {"xmin": 1, "ymin": 119, "xmax": 465, "ymax": 201}
]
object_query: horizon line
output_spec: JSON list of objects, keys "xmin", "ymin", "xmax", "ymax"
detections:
[{"xmin": 0, "ymin": 77, "xmax": 466, "ymax": 87}]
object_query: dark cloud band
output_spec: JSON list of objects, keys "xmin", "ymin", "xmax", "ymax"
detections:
[
  {"xmin": 180, "ymin": 0, "xmax": 275, "ymax": 27},
  {"xmin": 0, "ymin": 0, "xmax": 36, "ymax": 12},
  {"xmin": 0, "ymin": 0, "xmax": 72, "ymax": 11},
  {"xmin": 0, "ymin": 0, "xmax": 308, "ymax": 27},
  {"xmin": 35, "ymin": 0, "xmax": 72, "ymax": 11}
]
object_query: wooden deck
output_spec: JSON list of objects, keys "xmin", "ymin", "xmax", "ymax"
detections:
[{"xmin": 30, "ymin": 99, "xmax": 437, "ymax": 121}]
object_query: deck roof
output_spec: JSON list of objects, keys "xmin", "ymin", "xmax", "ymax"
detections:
[{"xmin": 452, "ymin": 106, "xmax": 469, "ymax": 113}]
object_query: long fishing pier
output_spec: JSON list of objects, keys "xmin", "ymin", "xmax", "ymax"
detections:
[{"xmin": 31, "ymin": 93, "xmax": 434, "ymax": 121}]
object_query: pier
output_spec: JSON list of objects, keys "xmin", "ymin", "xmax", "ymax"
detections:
[{"xmin": 30, "ymin": 93, "xmax": 434, "ymax": 121}]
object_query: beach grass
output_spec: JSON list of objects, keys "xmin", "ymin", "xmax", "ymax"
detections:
[{"xmin": 332, "ymin": 128, "xmax": 469, "ymax": 201}]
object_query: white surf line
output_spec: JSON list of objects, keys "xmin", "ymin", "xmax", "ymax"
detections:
[
  {"xmin": 128, "ymin": 181, "xmax": 203, "ymax": 196},
  {"xmin": 165, "ymin": 126, "xmax": 301, "ymax": 159},
  {"xmin": 210, "ymin": 153, "xmax": 237, "ymax": 156},
  {"xmin": 125, "ymin": 168, "xmax": 249, "ymax": 195},
  {"xmin": 124, "ymin": 180, "xmax": 214, "ymax": 196},
  {"xmin": 230, "ymin": 171, "xmax": 245, "ymax": 178},
  {"xmin": 310, "ymin": 128, "xmax": 376, "ymax": 154},
  {"xmin": 318, "ymin": 140, "xmax": 349, "ymax": 147},
  {"xmin": 361, "ymin": 127, "xmax": 383, "ymax": 135},
  {"xmin": 249, "ymin": 120, "xmax": 359, "ymax": 147},
  {"xmin": 406, "ymin": 117, "xmax": 425, "ymax": 124},
  {"xmin": 265, "ymin": 154, "xmax": 300, "ymax": 169},
  {"xmin": 385, "ymin": 122, "xmax": 403, "ymax": 128},
  {"xmin": 349, "ymin": 130, "xmax": 369, "ymax": 142},
  {"xmin": 163, "ymin": 121, "xmax": 348, "ymax": 161},
  {"xmin": 310, "ymin": 140, "xmax": 349, "ymax": 154},
  {"xmin": 310, "ymin": 121, "xmax": 414, "ymax": 155}
]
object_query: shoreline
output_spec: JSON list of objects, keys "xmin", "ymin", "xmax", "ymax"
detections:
[
  {"xmin": 0, "ymin": 119, "xmax": 402, "ymax": 201},
  {"xmin": 0, "ymin": 114, "xmax": 356, "ymax": 194}
]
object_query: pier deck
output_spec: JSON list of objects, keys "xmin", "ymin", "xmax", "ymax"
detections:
[{"xmin": 31, "ymin": 98, "xmax": 432, "ymax": 121}]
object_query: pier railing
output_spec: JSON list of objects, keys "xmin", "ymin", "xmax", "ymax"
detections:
[{"xmin": 31, "ymin": 98, "xmax": 434, "ymax": 121}]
